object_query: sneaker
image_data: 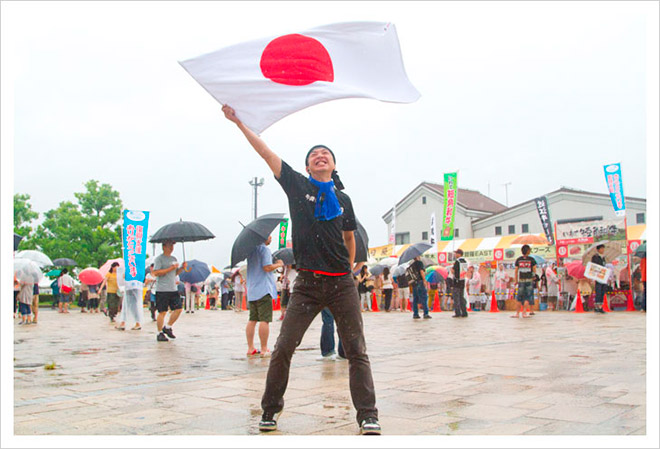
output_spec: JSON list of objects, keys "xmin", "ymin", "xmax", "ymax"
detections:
[
  {"xmin": 259, "ymin": 411, "xmax": 282, "ymax": 432},
  {"xmin": 162, "ymin": 326, "xmax": 176, "ymax": 339},
  {"xmin": 317, "ymin": 352, "xmax": 336, "ymax": 361},
  {"xmin": 423, "ymin": 315, "xmax": 432, "ymax": 319},
  {"xmin": 360, "ymin": 417, "xmax": 381, "ymax": 435},
  {"xmin": 412, "ymin": 315, "xmax": 421, "ymax": 319},
  {"xmin": 156, "ymin": 332, "xmax": 169, "ymax": 342}
]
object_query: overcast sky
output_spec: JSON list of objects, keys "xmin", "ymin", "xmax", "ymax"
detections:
[{"xmin": 3, "ymin": 1, "xmax": 656, "ymax": 267}]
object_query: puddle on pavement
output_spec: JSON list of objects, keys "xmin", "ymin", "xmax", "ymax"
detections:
[
  {"xmin": 71, "ymin": 348, "xmax": 103, "ymax": 356},
  {"xmin": 15, "ymin": 363, "xmax": 44, "ymax": 368},
  {"xmin": 157, "ymin": 371, "xmax": 182, "ymax": 377}
]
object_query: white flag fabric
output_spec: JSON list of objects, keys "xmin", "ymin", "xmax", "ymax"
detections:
[
  {"xmin": 430, "ymin": 213, "xmax": 437, "ymax": 245},
  {"xmin": 180, "ymin": 22, "xmax": 420, "ymax": 134},
  {"xmin": 389, "ymin": 206, "xmax": 396, "ymax": 245}
]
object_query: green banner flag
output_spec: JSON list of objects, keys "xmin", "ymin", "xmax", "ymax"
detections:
[
  {"xmin": 278, "ymin": 220, "xmax": 289, "ymax": 249},
  {"xmin": 440, "ymin": 172, "xmax": 458, "ymax": 241}
]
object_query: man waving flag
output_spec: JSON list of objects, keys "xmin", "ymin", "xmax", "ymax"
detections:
[{"xmin": 180, "ymin": 22, "xmax": 420, "ymax": 134}]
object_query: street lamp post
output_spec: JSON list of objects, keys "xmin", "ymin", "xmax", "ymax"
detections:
[{"xmin": 249, "ymin": 177, "xmax": 265, "ymax": 220}]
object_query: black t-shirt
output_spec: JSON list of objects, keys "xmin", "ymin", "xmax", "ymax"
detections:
[
  {"xmin": 276, "ymin": 161, "xmax": 357, "ymax": 274},
  {"xmin": 591, "ymin": 254, "xmax": 606, "ymax": 267},
  {"xmin": 408, "ymin": 259, "xmax": 425, "ymax": 286},
  {"xmin": 397, "ymin": 274, "xmax": 409, "ymax": 288},
  {"xmin": 515, "ymin": 256, "xmax": 537, "ymax": 282}
]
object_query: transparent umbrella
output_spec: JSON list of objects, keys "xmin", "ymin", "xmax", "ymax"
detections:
[
  {"xmin": 14, "ymin": 259, "xmax": 43, "ymax": 283},
  {"xmin": 15, "ymin": 250, "xmax": 53, "ymax": 268}
]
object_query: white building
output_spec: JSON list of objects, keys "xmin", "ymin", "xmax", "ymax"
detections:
[
  {"xmin": 472, "ymin": 187, "xmax": 646, "ymax": 238},
  {"xmin": 383, "ymin": 184, "xmax": 646, "ymax": 243},
  {"xmin": 382, "ymin": 182, "xmax": 507, "ymax": 244}
]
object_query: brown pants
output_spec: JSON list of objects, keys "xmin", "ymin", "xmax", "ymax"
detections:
[{"xmin": 261, "ymin": 271, "xmax": 378, "ymax": 424}]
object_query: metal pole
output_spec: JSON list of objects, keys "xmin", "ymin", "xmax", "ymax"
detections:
[{"xmin": 248, "ymin": 177, "xmax": 265, "ymax": 220}]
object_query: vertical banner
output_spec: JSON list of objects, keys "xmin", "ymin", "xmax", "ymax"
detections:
[
  {"xmin": 389, "ymin": 206, "xmax": 396, "ymax": 245},
  {"xmin": 122, "ymin": 210, "xmax": 150, "ymax": 289},
  {"xmin": 429, "ymin": 212, "xmax": 437, "ymax": 245},
  {"xmin": 534, "ymin": 196, "xmax": 555, "ymax": 246},
  {"xmin": 277, "ymin": 220, "xmax": 289, "ymax": 249},
  {"xmin": 603, "ymin": 163, "xmax": 626, "ymax": 217},
  {"xmin": 441, "ymin": 172, "xmax": 458, "ymax": 241}
]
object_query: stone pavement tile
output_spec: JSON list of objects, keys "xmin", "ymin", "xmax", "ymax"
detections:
[
  {"xmin": 461, "ymin": 391, "xmax": 546, "ymax": 407},
  {"xmin": 452, "ymin": 403, "xmax": 528, "ymax": 422},
  {"xmin": 523, "ymin": 419, "xmax": 640, "ymax": 435},
  {"xmin": 531, "ymin": 392, "xmax": 608, "ymax": 408},
  {"xmin": 23, "ymin": 403, "xmax": 117, "ymax": 422},
  {"xmin": 14, "ymin": 418, "xmax": 72, "ymax": 435},
  {"xmin": 512, "ymin": 401, "xmax": 553, "ymax": 411},
  {"xmin": 528, "ymin": 403, "xmax": 627, "ymax": 424},
  {"xmin": 184, "ymin": 386, "xmax": 246, "ymax": 400},
  {"xmin": 376, "ymin": 398, "xmax": 454, "ymax": 420},
  {"xmin": 286, "ymin": 401, "xmax": 353, "ymax": 420},
  {"xmin": 373, "ymin": 415, "xmax": 446, "ymax": 435},
  {"xmin": 66, "ymin": 420, "xmax": 141, "ymax": 435},
  {"xmin": 629, "ymin": 426, "xmax": 646, "ymax": 435},
  {"xmin": 608, "ymin": 392, "xmax": 646, "ymax": 406},
  {"xmin": 391, "ymin": 391, "xmax": 461, "ymax": 407},
  {"xmin": 277, "ymin": 411, "xmax": 356, "ymax": 435},
  {"xmin": 109, "ymin": 408, "xmax": 196, "ymax": 428}
]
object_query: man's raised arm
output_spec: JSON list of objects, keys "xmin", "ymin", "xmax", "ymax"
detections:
[{"xmin": 222, "ymin": 105, "xmax": 282, "ymax": 178}]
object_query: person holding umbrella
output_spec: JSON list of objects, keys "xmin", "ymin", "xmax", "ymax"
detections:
[
  {"xmin": 223, "ymin": 105, "xmax": 381, "ymax": 435},
  {"xmin": 452, "ymin": 249, "xmax": 468, "ymax": 318},
  {"xmin": 152, "ymin": 241, "xmax": 188, "ymax": 342}
]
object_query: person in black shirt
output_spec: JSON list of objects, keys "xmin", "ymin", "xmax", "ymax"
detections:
[
  {"xmin": 222, "ymin": 105, "xmax": 381, "ymax": 436},
  {"xmin": 408, "ymin": 256, "xmax": 431, "ymax": 319},
  {"xmin": 452, "ymin": 249, "xmax": 468, "ymax": 318},
  {"xmin": 512, "ymin": 245, "xmax": 537, "ymax": 318},
  {"xmin": 591, "ymin": 244, "xmax": 607, "ymax": 314}
]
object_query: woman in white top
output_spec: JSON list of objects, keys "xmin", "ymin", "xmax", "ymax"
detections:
[
  {"xmin": 233, "ymin": 272, "xmax": 245, "ymax": 312},
  {"xmin": 381, "ymin": 267, "xmax": 394, "ymax": 311},
  {"xmin": 466, "ymin": 265, "xmax": 482, "ymax": 310},
  {"xmin": 545, "ymin": 264, "xmax": 559, "ymax": 310}
]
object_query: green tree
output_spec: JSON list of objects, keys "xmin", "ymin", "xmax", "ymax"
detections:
[
  {"xmin": 31, "ymin": 180, "xmax": 123, "ymax": 267},
  {"xmin": 14, "ymin": 193, "xmax": 39, "ymax": 248}
]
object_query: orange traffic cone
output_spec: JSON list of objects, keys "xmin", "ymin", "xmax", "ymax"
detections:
[
  {"xmin": 371, "ymin": 291, "xmax": 380, "ymax": 312},
  {"xmin": 407, "ymin": 299, "xmax": 412, "ymax": 311},
  {"xmin": 602, "ymin": 293, "xmax": 611, "ymax": 312},
  {"xmin": 242, "ymin": 294, "xmax": 247, "ymax": 311},
  {"xmin": 489, "ymin": 290, "xmax": 499, "ymax": 313},
  {"xmin": 574, "ymin": 290, "xmax": 585, "ymax": 313},
  {"xmin": 432, "ymin": 291, "xmax": 441, "ymax": 312},
  {"xmin": 466, "ymin": 296, "xmax": 473, "ymax": 312},
  {"xmin": 273, "ymin": 295, "xmax": 281, "ymax": 311},
  {"xmin": 625, "ymin": 291, "xmax": 636, "ymax": 311},
  {"xmin": 205, "ymin": 296, "xmax": 210, "ymax": 310}
]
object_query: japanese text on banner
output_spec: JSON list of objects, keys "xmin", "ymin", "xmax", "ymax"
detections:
[
  {"xmin": 441, "ymin": 173, "xmax": 457, "ymax": 241},
  {"xmin": 122, "ymin": 210, "xmax": 150, "ymax": 287}
]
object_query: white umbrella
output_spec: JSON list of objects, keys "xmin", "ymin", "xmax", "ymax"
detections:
[
  {"xmin": 378, "ymin": 257, "xmax": 399, "ymax": 267},
  {"xmin": 14, "ymin": 259, "xmax": 43, "ymax": 283},
  {"xmin": 392, "ymin": 261, "xmax": 412, "ymax": 278},
  {"xmin": 15, "ymin": 250, "xmax": 53, "ymax": 268}
]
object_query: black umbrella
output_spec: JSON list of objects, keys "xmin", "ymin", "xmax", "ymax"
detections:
[
  {"xmin": 150, "ymin": 219, "xmax": 215, "ymax": 261},
  {"xmin": 398, "ymin": 242, "xmax": 433, "ymax": 266},
  {"xmin": 272, "ymin": 248, "xmax": 295, "ymax": 265},
  {"xmin": 355, "ymin": 219, "xmax": 369, "ymax": 263},
  {"xmin": 231, "ymin": 213, "xmax": 286, "ymax": 267},
  {"xmin": 53, "ymin": 258, "xmax": 77, "ymax": 267},
  {"xmin": 14, "ymin": 233, "xmax": 23, "ymax": 251}
]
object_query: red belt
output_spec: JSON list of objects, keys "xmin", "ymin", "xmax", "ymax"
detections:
[{"xmin": 299, "ymin": 268, "xmax": 349, "ymax": 277}]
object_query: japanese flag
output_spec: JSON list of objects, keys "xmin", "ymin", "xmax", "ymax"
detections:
[{"xmin": 180, "ymin": 22, "xmax": 420, "ymax": 134}]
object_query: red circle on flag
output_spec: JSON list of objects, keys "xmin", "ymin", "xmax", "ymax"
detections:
[
  {"xmin": 494, "ymin": 249, "xmax": 503, "ymax": 261},
  {"xmin": 557, "ymin": 245, "xmax": 568, "ymax": 257},
  {"xmin": 438, "ymin": 253, "xmax": 447, "ymax": 264},
  {"xmin": 260, "ymin": 34, "xmax": 334, "ymax": 86}
]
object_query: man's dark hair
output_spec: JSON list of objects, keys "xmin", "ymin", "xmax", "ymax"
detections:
[
  {"xmin": 61, "ymin": 268, "xmax": 68, "ymax": 274},
  {"xmin": 596, "ymin": 244, "xmax": 605, "ymax": 250},
  {"xmin": 521, "ymin": 245, "xmax": 531, "ymax": 255},
  {"xmin": 455, "ymin": 249, "xmax": 464, "ymax": 256},
  {"xmin": 305, "ymin": 145, "xmax": 345, "ymax": 190}
]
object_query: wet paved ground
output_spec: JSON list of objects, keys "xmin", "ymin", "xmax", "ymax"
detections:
[{"xmin": 13, "ymin": 307, "xmax": 647, "ymax": 436}]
